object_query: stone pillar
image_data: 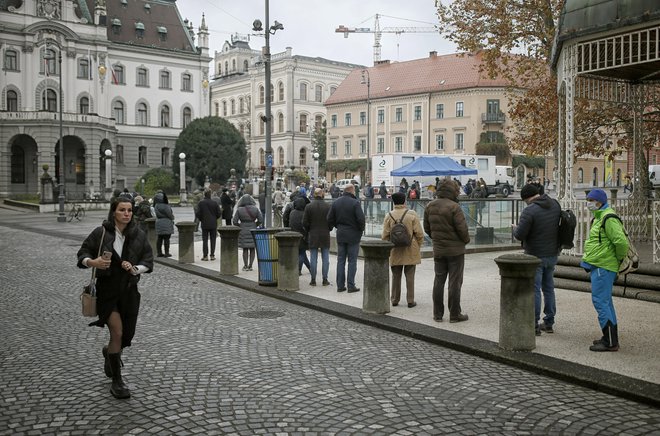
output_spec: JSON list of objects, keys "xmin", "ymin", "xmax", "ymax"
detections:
[
  {"xmin": 360, "ymin": 240, "xmax": 393, "ymax": 314},
  {"xmin": 274, "ymin": 231, "xmax": 302, "ymax": 291},
  {"xmin": 610, "ymin": 188, "xmax": 618, "ymax": 201},
  {"xmin": 218, "ymin": 226, "xmax": 241, "ymax": 275},
  {"xmin": 40, "ymin": 165, "xmax": 54, "ymax": 203},
  {"xmin": 175, "ymin": 221, "xmax": 196, "ymax": 264},
  {"xmin": 494, "ymin": 253, "xmax": 541, "ymax": 351},
  {"xmin": 145, "ymin": 218, "xmax": 157, "ymax": 255}
]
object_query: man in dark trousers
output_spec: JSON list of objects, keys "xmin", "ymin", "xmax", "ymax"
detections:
[
  {"xmin": 327, "ymin": 183, "xmax": 365, "ymax": 293},
  {"xmin": 303, "ymin": 188, "xmax": 332, "ymax": 286},
  {"xmin": 196, "ymin": 189, "xmax": 222, "ymax": 261},
  {"xmin": 220, "ymin": 188, "xmax": 234, "ymax": 226},
  {"xmin": 513, "ymin": 183, "xmax": 561, "ymax": 336}
]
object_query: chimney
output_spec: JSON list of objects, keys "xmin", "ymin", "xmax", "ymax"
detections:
[{"xmin": 429, "ymin": 51, "xmax": 437, "ymax": 58}]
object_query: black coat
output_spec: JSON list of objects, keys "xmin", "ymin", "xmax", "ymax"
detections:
[
  {"xmin": 513, "ymin": 194, "xmax": 561, "ymax": 257},
  {"xmin": 77, "ymin": 220, "xmax": 153, "ymax": 348},
  {"xmin": 327, "ymin": 192, "xmax": 365, "ymax": 244},
  {"xmin": 288, "ymin": 198, "xmax": 308, "ymax": 250},
  {"xmin": 220, "ymin": 192, "xmax": 234, "ymax": 220},
  {"xmin": 303, "ymin": 197, "xmax": 331, "ymax": 248},
  {"xmin": 196, "ymin": 197, "xmax": 222, "ymax": 229}
]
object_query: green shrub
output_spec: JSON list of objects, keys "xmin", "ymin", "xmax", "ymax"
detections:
[{"xmin": 134, "ymin": 168, "xmax": 177, "ymax": 197}]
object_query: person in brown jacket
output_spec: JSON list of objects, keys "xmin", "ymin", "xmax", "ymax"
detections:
[
  {"xmin": 381, "ymin": 192, "xmax": 424, "ymax": 307},
  {"xmin": 423, "ymin": 179, "xmax": 470, "ymax": 323}
]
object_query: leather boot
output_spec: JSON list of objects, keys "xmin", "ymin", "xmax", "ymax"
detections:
[
  {"xmin": 589, "ymin": 322, "xmax": 619, "ymax": 352},
  {"xmin": 108, "ymin": 352, "xmax": 130, "ymax": 399},
  {"xmin": 102, "ymin": 346, "xmax": 112, "ymax": 378}
]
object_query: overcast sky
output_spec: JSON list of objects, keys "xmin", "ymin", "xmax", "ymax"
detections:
[{"xmin": 177, "ymin": 0, "xmax": 457, "ymax": 67}]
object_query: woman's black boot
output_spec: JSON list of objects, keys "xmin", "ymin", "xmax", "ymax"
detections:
[
  {"xmin": 108, "ymin": 352, "xmax": 130, "ymax": 399},
  {"xmin": 102, "ymin": 346, "xmax": 112, "ymax": 378}
]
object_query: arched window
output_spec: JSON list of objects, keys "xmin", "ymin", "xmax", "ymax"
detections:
[
  {"xmin": 230, "ymin": 99, "xmax": 235, "ymax": 115},
  {"xmin": 270, "ymin": 83, "xmax": 274, "ymax": 102},
  {"xmin": 315, "ymin": 115, "xmax": 323, "ymax": 130},
  {"xmin": 222, "ymin": 100, "xmax": 227, "ymax": 116},
  {"xmin": 159, "ymin": 70, "xmax": 171, "ymax": 89},
  {"xmin": 214, "ymin": 102, "xmax": 219, "ymax": 116},
  {"xmin": 315, "ymin": 84, "xmax": 323, "ymax": 102},
  {"xmin": 278, "ymin": 113, "xmax": 284, "ymax": 132},
  {"xmin": 11, "ymin": 144, "xmax": 25, "ymax": 183},
  {"xmin": 113, "ymin": 100, "xmax": 125, "ymax": 124},
  {"xmin": 232, "ymin": 59, "xmax": 236, "ymax": 71},
  {"xmin": 43, "ymin": 89, "xmax": 57, "ymax": 112},
  {"xmin": 137, "ymin": 102, "xmax": 148, "ymax": 125},
  {"xmin": 259, "ymin": 85, "xmax": 265, "ymax": 104},
  {"xmin": 299, "ymin": 114, "xmax": 307, "ymax": 133},
  {"xmin": 79, "ymin": 96, "xmax": 89, "ymax": 114},
  {"xmin": 278, "ymin": 147, "xmax": 284, "ymax": 166},
  {"xmin": 224, "ymin": 61, "xmax": 228, "ymax": 75},
  {"xmin": 217, "ymin": 63, "xmax": 222, "ymax": 76},
  {"xmin": 300, "ymin": 82, "xmax": 308, "ymax": 101},
  {"xmin": 299, "ymin": 148, "xmax": 307, "ymax": 167},
  {"xmin": 239, "ymin": 97, "xmax": 244, "ymax": 113},
  {"xmin": 183, "ymin": 107, "xmax": 192, "ymax": 128},
  {"xmin": 7, "ymin": 90, "xmax": 18, "ymax": 111},
  {"xmin": 78, "ymin": 58, "xmax": 90, "ymax": 79},
  {"xmin": 243, "ymin": 60, "xmax": 249, "ymax": 72},
  {"xmin": 278, "ymin": 82, "xmax": 284, "ymax": 101},
  {"xmin": 577, "ymin": 168, "xmax": 584, "ymax": 184},
  {"xmin": 160, "ymin": 105, "xmax": 170, "ymax": 127},
  {"xmin": 42, "ymin": 48, "xmax": 57, "ymax": 75}
]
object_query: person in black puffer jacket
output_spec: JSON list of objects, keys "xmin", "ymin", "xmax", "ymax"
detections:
[{"xmin": 289, "ymin": 197, "xmax": 311, "ymax": 275}]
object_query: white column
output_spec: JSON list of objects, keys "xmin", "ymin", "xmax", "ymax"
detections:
[{"xmin": 179, "ymin": 152, "xmax": 187, "ymax": 204}]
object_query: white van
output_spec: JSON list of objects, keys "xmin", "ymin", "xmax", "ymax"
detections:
[
  {"xmin": 335, "ymin": 178, "xmax": 361, "ymax": 191},
  {"xmin": 650, "ymin": 165, "xmax": 660, "ymax": 187}
]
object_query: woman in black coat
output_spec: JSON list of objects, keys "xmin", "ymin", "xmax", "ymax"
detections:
[
  {"xmin": 220, "ymin": 188, "xmax": 234, "ymax": 226},
  {"xmin": 288, "ymin": 197, "xmax": 311, "ymax": 275},
  {"xmin": 77, "ymin": 197, "xmax": 153, "ymax": 399}
]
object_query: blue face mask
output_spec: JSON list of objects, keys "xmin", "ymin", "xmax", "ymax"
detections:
[{"xmin": 586, "ymin": 201, "xmax": 599, "ymax": 211}]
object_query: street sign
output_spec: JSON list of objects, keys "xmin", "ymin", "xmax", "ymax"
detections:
[{"xmin": 267, "ymin": 154, "xmax": 273, "ymax": 167}]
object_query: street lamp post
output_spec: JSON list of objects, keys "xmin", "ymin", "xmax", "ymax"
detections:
[
  {"xmin": 141, "ymin": 178, "xmax": 145, "ymax": 195},
  {"xmin": 56, "ymin": 50, "xmax": 66, "ymax": 222},
  {"xmin": 313, "ymin": 152, "xmax": 320, "ymax": 186},
  {"xmin": 179, "ymin": 152, "xmax": 187, "ymax": 204},
  {"xmin": 361, "ymin": 69, "xmax": 371, "ymax": 183},
  {"xmin": 104, "ymin": 149, "xmax": 112, "ymax": 200}
]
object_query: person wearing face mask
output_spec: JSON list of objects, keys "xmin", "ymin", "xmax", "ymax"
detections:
[{"xmin": 580, "ymin": 189, "xmax": 629, "ymax": 352}]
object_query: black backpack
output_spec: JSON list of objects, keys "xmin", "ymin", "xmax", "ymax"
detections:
[
  {"xmin": 555, "ymin": 200, "xmax": 577, "ymax": 249},
  {"xmin": 388, "ymin": 210, "xmax": 411, "ymax": 247}
]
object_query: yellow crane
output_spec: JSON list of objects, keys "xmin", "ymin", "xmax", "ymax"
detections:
[{"xmin": 336, "ymin": 14, "xmax": 437, "ymax": 64}]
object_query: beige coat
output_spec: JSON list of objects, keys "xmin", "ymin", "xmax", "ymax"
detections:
[{"xmin": 381, "ymin": 204, "xmax": 424, "ymax": 266}]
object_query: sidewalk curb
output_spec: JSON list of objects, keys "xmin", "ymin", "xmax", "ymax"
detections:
[{"xmin": 159, "ymin": 257, "xmax": 660, "ymax": 408}]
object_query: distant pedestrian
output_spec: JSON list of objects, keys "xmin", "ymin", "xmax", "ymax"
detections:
[
  {"xmin": 381, "ymin": 192, "xmax": 424, "ymax": 308},
  {"xmin": 364, "ymin": 182, "xmax": 374, "ymax": 218},
  {"xmin": 379, "ymin": 181, "xmax": 388, "ymax": 199},
  {"xmin": 233, "ymin": 194, "xmax": 263, "ymax": 271},
  {"xmin": 272, "ymin": 187, "xmax": 286, "ymax": 227},
  {"xmin": 288, "ymin": 197, "xmax": 311, "ymax": 276},
  {"xmin": 77, "ymin": 196, "xmax": 153, "ymax": 399},
  {"xmin": 189, "ymin": 189, "xmax": 203, "ymax": 232},
  {"xmin": 196, "ymin": 189, "xmax": 222, "ymax": 261},
  {"xmin": 153, "ymin": 192, "xmax": 174, "ymax": 257},
  {"xmin": 220, "ymin": 188, "xmax": 234, "ymax": 226},
  {"xmin": 513, "ymin": 184, "xmax": 561, "ymax": 336},
  {"xmin": 580, "ymin": 189, "xmax": 628, "ymax": 352},
  {"xmin": 327, "ymin": 183, "xmax": 365, "ymax": 293},
  {"xmin": 303, "ymin": 188, "xmax": 332, "ymax": 286},
  {"xmin": 424, "ymin": 179, "xmax": 470, "ymax": 323},
  {"xmin": 133, "ymin": 195, "xmax": 152, "ymax": 232}
]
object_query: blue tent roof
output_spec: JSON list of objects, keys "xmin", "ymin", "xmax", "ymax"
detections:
[{"xmin": 390, "ymin": 156, "xmax": 478, "ymax": 177}]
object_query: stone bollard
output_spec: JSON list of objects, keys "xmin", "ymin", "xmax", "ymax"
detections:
[
  {"xmin": 175, "ymin": 221, "xmax": 196, "ymax": 264},
  {"xmin": 610, "ymin": 188, "xmax": 618, "ymax": 201},
  {"xmin": 217, "ymin": 226, "xmax": 241, "ymax": 275},
  {"xmin": 494, "ymin": 253, "xmax": 541, "ymax": 351},
  {"xmin": 274, "ymin": 231, "xmax": 302, "ymax": 291},
  {"xmin": 360, "ymin": 240, "xmax": 394, "ymax": 314},
  {"xmin": 145, "ymin": 218, "xmax": 157, "ymax": 255}
]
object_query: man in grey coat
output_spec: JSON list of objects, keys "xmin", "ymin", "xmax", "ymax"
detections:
[
  {"xmin": 327, "ymin": 184, "xmax": 365, "ymax": 292},
  {"xmin": 303, "ymin": 188, "xmax": 331, "ymax": 286},
  {"xmin": 513, "ymin": 183, "xmax": 561, "ymax": 336}
]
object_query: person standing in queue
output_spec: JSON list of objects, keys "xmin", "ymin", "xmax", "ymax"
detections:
[{"xmin": 77, "ymin": 196, "xmax": 153, "ymax": 399}]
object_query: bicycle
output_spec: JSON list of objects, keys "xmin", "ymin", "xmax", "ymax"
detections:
[{"xmin": 68, "ymin": 203, "xmax": 86, "ymax": 222}]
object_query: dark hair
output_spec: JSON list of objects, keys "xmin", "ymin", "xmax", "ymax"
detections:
[
  {"xmin": 391, "ymin": 192, "xmax": 406, "ymax": 205},
  {"xmin": 108, "ymin": 196, "xmax": 134, "ymax": 221},
  {"xmin": 204, "ymin": 189, "xmax": 212, "ymax": 199}
]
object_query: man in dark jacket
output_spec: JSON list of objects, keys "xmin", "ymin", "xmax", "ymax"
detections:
[
  {"xmin": 513, "ymin": 183, "xmax": 561, "ymax": 335},
  {"xmin": 424, "ymin": 179, "xmax": 470, "ymax": 323},
  {"xmin": 327, "ymin": 183, "xmax": 365, "ymax": 293},
  {"xmin": 196, "ymin": 189, "xmax": 222, "ymax": 261},
  {"xmin": 289, "ymin": 197, "xmax": 311, "ymax": 275},
  {"xmin": 220, "ymin": 188, "xmax": 234, "ymax": 226},
  {"xmin": 303, "ymin": 188, "xmax": 331, "ymax": 286}
]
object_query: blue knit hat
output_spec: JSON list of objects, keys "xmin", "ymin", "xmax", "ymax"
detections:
[{"xmin": 586, "ymin": 189, "xmax": 608, "ymax": 205}]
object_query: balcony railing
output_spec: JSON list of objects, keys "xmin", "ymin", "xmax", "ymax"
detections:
[
  {"xmin": 0, "ymin": 111, "xmax": 116, "ymax": 128},
  {"xmin": 481, "ymin": 112, "xmax": 505, "ymax": 124}
]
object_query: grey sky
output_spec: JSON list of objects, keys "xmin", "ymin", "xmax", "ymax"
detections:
[{"xmin": 177, "ymin": 0, "xmax": 457, "ymax": 68}]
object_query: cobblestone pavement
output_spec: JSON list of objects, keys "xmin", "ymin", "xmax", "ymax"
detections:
[{"xmin": 1, "ymin": 227, "xmax": 659, "ymax": 435}]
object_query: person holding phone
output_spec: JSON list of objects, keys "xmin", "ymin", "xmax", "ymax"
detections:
[{"xmin": 77, "ymin": 196, "xmax": 153, "ymax": 399}]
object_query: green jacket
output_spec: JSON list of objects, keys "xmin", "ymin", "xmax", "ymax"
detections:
[{"xmin": 582, "ymin": 206, "xmax": 629, "ymax": 272}]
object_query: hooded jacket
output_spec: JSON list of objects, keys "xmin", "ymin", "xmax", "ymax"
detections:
[
  {"xmin": 582, "ymin": 205, "xmax": 629, "ymax": 272},
  {"xmin": 423, "ymin": 181, "xmax": 469, "ymax": 257},
  {"xmin": 513, "ymin": 194, "xmax": 561, "ymax": 257},
  {"xmin": 288, "ymin": 197, "xmax": 308, "ymax": 250},
  {"xmin": 153, "ymin": 192, "xmax": 174, "ymax": 235}
]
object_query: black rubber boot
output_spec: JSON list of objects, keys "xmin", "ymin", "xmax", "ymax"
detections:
[
  {"xmin": 102, "ymin": 346, "xmax": 112, "ymax": 378},
  {"xmin": 108, "ymin": 352, "xmax": 131, "ymax": 399},
  {"xmin": 589, "ymin": 322, "xmax": 619, "ymax": 352}
]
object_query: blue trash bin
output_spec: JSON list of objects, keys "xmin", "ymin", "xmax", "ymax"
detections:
[{"xmin": 251, "ymin": 228, "xmax": 287, "ymax": 286}]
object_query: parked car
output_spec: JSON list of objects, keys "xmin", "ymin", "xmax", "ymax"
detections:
[{"xmin": 335, "ymin": 178, "xmax": 361, "ymax": 191}]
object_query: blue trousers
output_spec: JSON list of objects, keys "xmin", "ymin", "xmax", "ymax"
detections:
[
  {"xmin": 534, "ymin": 256, "xmax": 558, "ymax": 327},
  {"xmin": 590, "ymin": 267, "xmax": 618, "ymax": 328},
  {"xmin": 309, "ymin": 247, "xmax": 330, "ymax": 281},
  {"xmin": 336, "ymin": 242, "xmax": 359, "ymax": 289}
]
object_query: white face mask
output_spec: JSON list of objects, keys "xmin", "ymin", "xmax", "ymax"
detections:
[{"xmin": 586, "ymin": 202, "xmax": 599, "ymax": 211}]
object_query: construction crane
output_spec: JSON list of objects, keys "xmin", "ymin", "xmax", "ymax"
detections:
[{"xmin": 336, "ymin": 14, "xmax": 437, "ymax": 64}]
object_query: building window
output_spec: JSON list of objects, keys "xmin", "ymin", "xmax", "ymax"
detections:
[
  {"xmin": 456, "ymin": 101, "xmax": 464, "ymax": 117},
  {"xmin": 160, "ymin": 105, "xmax": 170, "ymax": 127},
  {"xmin": 214, "ymin": 102, "xmax": 219, "ymax": 116},
  {"xmin": 10, "ymin": 145, "xmax": 24, "ymax": 184},
  {"xmin": 278, "ymin": 147, "xmax": 284, "ymax": 166},
  {"xmin": 299, "ymin": 114, "xmax": 308, "ymax": 132},
  {"xmin": 486, "ymin": 99, "xmax": 500, "ymax": 118},
  {"xmin": 278, "ymin": 82, "xmax": 284, "ymax": 101},
  {"xmin": 43, "ymin": 89, "xmax": 57, "ymax": 112},
  {"xmin": 377, "ymin": 137, "xmax": 384, "ymax": 153},
  {"xmin": 278, "ymin": 113, "xmax": 284, "ymax": 132},
  {"xmin": 243, "ymin": 60, "xmax": 249, "ymax": 72},
  {"xmin": 183, "ymin": 107, "xmax": 192, "ymax": 128},
  {"xmin": 330, "ymin": 86, "xmax": 337, "ymax": 95},
  {"xmin": 315, "ymin": 115, "xmax": 323, "ymax": 130},
  {"xmin": 42, "ymin": 48, "xmax": 57, "ymax": 76},
  {"xmin": 113, "ymin": 65, "xmax": 125, "ymax": 84},
  {"xmin": 331, "ymin": 114, "xmax": 337, "ymax": 128},
  {"xmin": 577, "ymin": 168, "xmax": 584, "ymax": 183},
  {"xmin": 78, "ymin": 58, "xmax": 90, "ymax": 79},
  {"xmin": 345, "ymin": 113, "xmax": 351, "ymax": 126},
  {"xmin": 6, "ymin": 90, "xmax": 18, "ymax": 111},
  {"xmin": 592, "ymin": 167, "xmax": 598, "ymax": 186},
  {"xmin": 137, "ymin": 102, "xmax": 148, "ymax": 125},
  {"xmin": 377, "ymin": 109, "xmax": 384, "ymax": 123},
  {"xmin": 259, "ymin": 115, "xmax": 265, "ymax": 135},
  {"xmin": 395, "ymin": 137, "xmax": 403, "ymax": 152},
  {"xmin": 224, "ymin": 61, "xmax": 228, "ymax": 75},
  {"xmin": 136, "ymin": 67, "xmax": 148, "ymax": 87},
  {"xmin": 331, "ymin": 141, "xmax": 337, "ymax": 156},
  {"xmin": 414, "ymin": 105, "xmax": 422, "ymax": 121},
  {"xmin": 359, "ymin": 111, "xmax": 366, "ymax": 125},
  {"xmin": 159, "ymin": 70, "xmax": 171, "ymax": 89},
  {"xmin": 414, "ymin": 135, "xmax": 421, "ymax": 151},
  {"xmin": 344, "ymin": 140, "xmax": 352, "ymax": 156},
  {"xmin": 182, "ymin": 73, "xmax": 192, "ymax": 91},
  {"xmin": 359, "ymin": 139, "xmax": 366, "ymax": 155},
  {"xmin": 259, "ymin": 148, "xmax": 265, "ymax": 167},
  {"xmin": 436, "ymin": 104, "xmax": 444, "ymax": 119},
  {"xmin": 436, "ymin": 134, "xmax": 444, "ymax": 150},
  {"xmin": 486, "ymin": 131, "xmax": 500, "ymax": 143},
  {"xmin": 270, "ymin": 83, "xmax": 274, "ymax": 102},
  {"xmin": 232, "ymin": 59, "xmax": 236, "ymax": 71},
  {"xmin": 4, "ymin": 49, "xmax": 18, "ymax": 71},
  {"xmin": 299, "ymin": 148, "xmax": 307, "ymax": 167},
  {"xmin": 161, "ymin": 147, "xmax": 169, "ymax": 166},
  {"xmin": 300, "ymin": 83, "xmax": 308, "ymax": 101},
  {"xmin": 395, "ymin": 107, "xmax": 403, "ymax": 122},
  {"xmin": 222, "ymin": 101, "xmax": 227, "ymax": 117},
  {"xmin": 79, "ymin": 97, "xmax": 89, "ymax": 114},
  {"xmin": 239, "ymin": 97, "xmax": 244, "ymax": 113},
  {"xmin": 230, "ymin": 99, "xmax": 235, "ymax": 115},
  {"xmin": 138, "ymin": 146, "xmax": 147, "ymax": 165},
  {"xmin": 315, "ymin": 84, "xmax": 323, "ymax": 102},
  {"xmin": 259, "ymin": 85, "xmax": 265, "ymax": 104},
  {"xmin": 116, "ymin": 145, "xmax": 124, "ymax": 165},
  {"xmin": 113, "ymin": 100, "xmax": 124, "ymax": 124},
  {"xmin": 455, "ymin": 132, "xmax": 464, "ymax": 150}
]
